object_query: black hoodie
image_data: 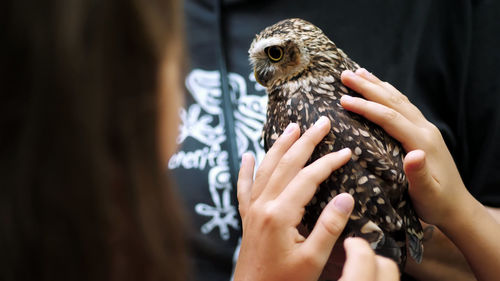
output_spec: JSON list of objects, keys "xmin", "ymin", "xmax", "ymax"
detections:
[{"xmin": 169, "ymin": 0, "xmax": 500, "ymax": 280}]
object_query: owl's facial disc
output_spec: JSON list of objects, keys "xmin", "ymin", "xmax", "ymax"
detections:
[{"xmin": 249, "ymin": 37, "xmax": 309, "ymax": 88}]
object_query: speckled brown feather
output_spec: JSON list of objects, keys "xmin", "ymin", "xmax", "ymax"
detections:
[{"xmin": 249, "ymin": 18, "xmax": 423, "ymax": 269}]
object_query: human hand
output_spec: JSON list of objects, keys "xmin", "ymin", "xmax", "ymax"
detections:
[
  {"xmin": 301, "ymin": 227, "xmax": 399, "ymax": 281},
  {"xmin": 339, "ymin": 69, "xmax": 500, "ymax": 281},
  {"xmin": 339, "ymin": 69, "xmax": 472, "ymax": 229},
  {"xmin": 233, "ymin": 117, "xmax": 398, "ymax": 281},
  {"xmin": 234, "ymin": 117, "xmax": 353, "ymax": 281},
  {"xmin": 339, "ymin": 238, "xmax": 399, "ymax": 281}
]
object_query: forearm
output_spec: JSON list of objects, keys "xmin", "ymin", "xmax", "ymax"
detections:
[
  {"xmin": 404, "ymin": 223, "xmax": 475, "ymax": 281},
  {"xmin": 438, "ymin": 193, "xmax": 500, "ymax": 281}
]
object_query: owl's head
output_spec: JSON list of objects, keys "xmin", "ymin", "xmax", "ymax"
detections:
[{"xmin": 249, "ymin": 18, "xmax": 330, "ymax": 88}]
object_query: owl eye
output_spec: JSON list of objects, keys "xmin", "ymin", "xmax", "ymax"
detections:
[{"xmin": 265, "ymin": 46, "xmax": 284, "ymax": 62}]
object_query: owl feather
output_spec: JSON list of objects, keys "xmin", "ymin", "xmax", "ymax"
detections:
[{"xmin": 249, "ymin": 18, "xmax": 423, "ymax": 269}]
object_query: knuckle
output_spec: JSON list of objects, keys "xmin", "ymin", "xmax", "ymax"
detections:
[
  {"xmin": 300, "ymin": 249, "xmax": 323, "ymax": 268},
  {"xmin": 426, "ymin": 122, "xmax": 442, "ymax": 137},
  {"xmin": 298, "ymin": 133, "xmax": 320, "ymax": 151},
  {"xmin": 382, "ymin": 81, "xmax": 392, "ymax": 88},
  {"xmin": 389, "ymin": 92, "xmax": 404, "ymax": 105},
  {"xmin": 260, "ymin": 202, "xmax": 281, "ymax": 225},
  {"xmin": 305, "ymin": 124, "xmax": 329, "ymax": 140},
  {"xmin": 403, "ymin": 95, "xmax": 410, "ymax": 104},
  {"xmin": 399, "ymin": 92, "xmax": 410, "ymax": 103},
  {"xmin": 299, "ymin": 164, "xmax": 329, "ymax": 186},
  {"xmin": 382, "ymin": 108, "xmax": 399, "ymax": 121},
  {"xmin": 419, "ymin": 133, "xmax": 434, "ymax": 147},
  {"xmin": 278, "ymin": 153, "xmax": 295, "ymax": 168},
  {"xmin": 236, "ymin": 187, "xmax": 245, "ymax": 201},
  {"xmin": 238, "ymin": 204, "xmax": 247, "ymax": 219},
  {"xmin": 390, "ymin": 93, "xmax": 409, "ymax": 106},
  {"xmin": 253, "ymin": 169, "xmax": 268, "ymax": 186},
  {"xmin": 305, "ymin": 135, "xmax": 320, "ymax": 148},
  {"xmin": 420, "ymin": 124, "xmax": 442, "ymax": 147},
  {"xmin": 320, "ymin": 213, "xmax": 345, "ymax": 237},
  {"xmin": 297, "ymin": 167, "xmax": 315, "ymax": 182},
  {"xmin": 236, "ymin": 182, "xmax": 248, "ymax": 199},
  {"xmin": 274, "ymin": 135, "xmax": 290, "ymax": 150},
  {"xmin": 409, "ymin": 104, "xmax": 425, "ymax": 118}
]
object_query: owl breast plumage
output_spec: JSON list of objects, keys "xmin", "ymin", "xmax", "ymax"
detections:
[{"xmin": 249, "ymin": 18, "xmax": 423, "ymax": 269}]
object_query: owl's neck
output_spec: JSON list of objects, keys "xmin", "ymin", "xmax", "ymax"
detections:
[{"xmin": 266, "ymin": 71, "xmax": 343, "ymax": 106}]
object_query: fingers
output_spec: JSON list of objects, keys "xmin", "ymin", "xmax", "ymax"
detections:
[
  {"xmin": 341, "ymin": 69, "xmax": 394, "ymax": 106},
  {"xmin": 259, "ymin": 116, "xmax": 331, "ymax": 200},
  {"xmin": 237, "ymin": 153, "xmax": 255, "ymax": 220},
  {"xmin": 339, "ymin": 238, "xmax": 398, "ymax": 281},
  {"xmin": 251, "ymin": 122, "xmax": 300, "ymax": 199},
  {"xmin": 341, "ymin": 69, "xmax": 425, "ymax": 125},
  {"xmin": 339, "ymin": 238, "xmax": 377, "ymax": 281},
  {"xmin": 340, "ymin": 94, "xmax": 420, "ymax": 151},
  {"xmin": 278, "ymin": 148, "xmax": 352, "ymax": 208},
  {"xmin": 354, "ymin": 68, "xmax": 381, "ymax": 83},
  {"xmin": 301, "ymin": 193, "xmax": 354, "ymax": 264}
]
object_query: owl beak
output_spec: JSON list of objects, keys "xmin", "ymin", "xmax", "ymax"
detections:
[
  {"xmin": 254, "ymin": 69, "xmax": 263, "ymax": 86},
  {"xmin": 254, "ymin": 69, "xmax": 267, "ymax": 87}
]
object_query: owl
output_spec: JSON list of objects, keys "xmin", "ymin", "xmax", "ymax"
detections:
[{"xmin": 249, "ymin": 18, "xmax": 423, "ymax": 269}]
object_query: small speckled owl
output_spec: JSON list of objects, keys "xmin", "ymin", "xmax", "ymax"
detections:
[{"xmin": 249, "ymin": 18, "xmax": 423, "ymax": 269}]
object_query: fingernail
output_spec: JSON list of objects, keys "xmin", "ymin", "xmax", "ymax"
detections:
[
  {"xmin": 284, "ymin": 123, "xmax": 297, "ymax": 135},
  {"xmin": 343, "ymin": 70, "xmax": 357, "ymax": 78},
  {"xmin": 241, "ymin": 152, "xmax": 250, "ymax": 162},
  {"xmin": 314, "ymin": 116, "xmax": 329, "ymax": 128},
  {"xmin": 338, "ymin": 147, "xmax": 352, "ymax": 157},
  {"xmin": 240, "ymin": 152, "xmax": 252, "ymax": 166},
  {"xmin": 340, "ymin": 95, "xmax": 354, "ymax": 104},
  {"xmin": 344, "ymin": 237, "xmax": 366, "ymax": 248},
  {"xmin": 355, "ymin": 68, "xmax": 369, "ymax": 75},
  {"xmin": 356, "ymin": 68, "xmax": 378, "ymax": 81},
  {"xmin": 333, "ymin": 193, "xmax": 354, "ymax": 214},
  {"xmin": 344, "ymin": 237, "xmax": 354, "ymax": 247}
]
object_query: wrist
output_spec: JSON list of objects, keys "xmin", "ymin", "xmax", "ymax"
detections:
[{"xmin": 436, "ymin": 189, "xmax": 478, "ymax": 236}]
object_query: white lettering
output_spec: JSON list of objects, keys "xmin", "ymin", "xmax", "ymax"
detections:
[{"xmin": 168, "ymin": 147, "xmax": 229, "ymax": 170}]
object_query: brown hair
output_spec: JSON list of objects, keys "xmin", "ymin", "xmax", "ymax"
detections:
[{"xmin": 1, "ymin": 0, "xmax": 186, "ymax": 280}]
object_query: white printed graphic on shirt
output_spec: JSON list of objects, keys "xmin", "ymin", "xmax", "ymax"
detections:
[{"xmin": 169, "ymin": 69, "xmax": 267, "ymax": 241}]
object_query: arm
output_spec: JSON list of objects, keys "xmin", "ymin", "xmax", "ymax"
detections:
[
  {"xmin": 405, "ymin": 222, "xmax": 475, "ymax": 281},
  {"xmin": 406, "ymin": 207, "xmax": 500, "ymax": 281},
  {"xmin": 234, "ymin": 117, "xmax": 398, "ymax": 281},
  {"xmin": 340, "ymin": 69, "xmax": 500, "ymax": 281}
]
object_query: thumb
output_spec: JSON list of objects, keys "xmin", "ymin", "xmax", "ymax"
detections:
[
  {"xmin": 404, "ymin": 150, "xmax": 437, "ymax": 198},
  {"xmin": 340, "ymin": 238, "xmax": 376, "ymax": 281},
  {"xmin": 301, "ymin": 193, "xmax": 354, "ymax": 264}
]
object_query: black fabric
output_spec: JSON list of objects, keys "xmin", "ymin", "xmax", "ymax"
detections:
[{"xmin": 171, "ymin": 0, "xmax": 500, "ymax": 280}]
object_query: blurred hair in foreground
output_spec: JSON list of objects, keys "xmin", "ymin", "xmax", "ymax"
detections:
[{"xmin": 1, "ymin": 0, "xmax": 186, "ymax": 280}]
